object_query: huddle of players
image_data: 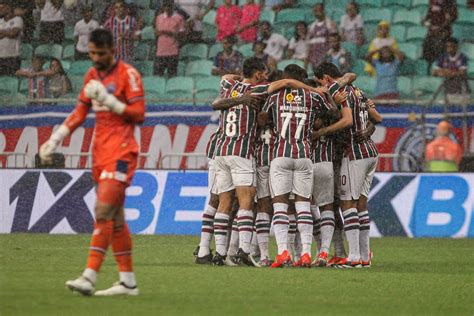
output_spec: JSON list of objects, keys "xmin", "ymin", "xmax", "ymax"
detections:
[{"xmin": 195, "ymin": 56, "xmax": 382, "ymax": 268}]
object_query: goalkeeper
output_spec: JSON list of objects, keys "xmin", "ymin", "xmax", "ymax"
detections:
[{"xmin": 39, "ymin": 29, "xmax": 145, "ymax": 296}]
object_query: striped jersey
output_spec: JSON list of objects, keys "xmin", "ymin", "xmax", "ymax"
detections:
[
  {"xmin": 214, "ymin": 79, "xmax": 269, "ymax": 159},
  {"xmin": 344, "ymin": 85, "xmax": 378, "ymax": 160},
  {"xmin": 263, "ymin": 88, "xmax": 331, "ymax": 159},
  {"xmin": 104, "ymin": 15, "xmax": 137, "ymax": 62},
  {"xmin": 255, "ymin": 127, "xmax": 275, "ymax": 167},
  {"xmin": 206, "ymin": 129, "xmax": 220, "ymax": 159}
]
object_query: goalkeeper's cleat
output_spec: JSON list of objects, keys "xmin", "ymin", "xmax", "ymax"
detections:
[
  {"xmin": 65, "ymin": 276, "xmax": 95, "ymax": 296},
  {"xmin": 270, "ymin": 250, "xmax": 291, "ymax": 268},
  {"xmin": 339, "ymin": 258, "xmax": 362, "ymax": 269},
  {"xmin": 224, "ymin": 255, "xmax": 239, "ymax": 267},
  {"xmin": 95, "ymin": 282, "xmax": 139, "ymax": 296},
  {"xmin": 235, "ymin": 248, "xmax": 253, "ymax": 266},
  {"xmin": 212, "ymin": 253, "xmax": 226, "ymax": 266},
  {"xmin": 327, "ymin": 256, "xmax": 345, "ymax": 267},
  {"xmin": 195, "ymin": 253, "xmax": 213, "ymax": 265},
  {"xmin": 193, "ymin": 246, "xmax": 199, "ymax": 258},
  {"xmin": 313, "ymin": 251, "xmax": 328, "ymax": 267},
  {"xmin": 300, "ymin": 253, "xmax": 312, "ymax": 268}
]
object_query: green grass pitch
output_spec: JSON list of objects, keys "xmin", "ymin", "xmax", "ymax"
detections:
[{"xmin": 1, "ymin": 234, "xmax": 473, "ymax": 315}]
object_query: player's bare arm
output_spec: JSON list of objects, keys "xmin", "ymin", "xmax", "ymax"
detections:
[
  {"xmin": 313, "ymin": 107, "xmax": 353, "ymax": 139},
  {"xmin": 267, "ymin": 79, "xmax": 327, "ymax": 95},
  {"xmin": 212, "ymin": 95, "xmax": 264, "ymax": 111},
  {"xmin": 367, "ymin": 99, "xmax": 382, "ymax": 124},
  {"xmin": 354, "ymin": 121, "xmax": 376, "ymax": 143},
  {"xmin": 335, "ymin": 72, "xmax": 357, "ymax": 87}
]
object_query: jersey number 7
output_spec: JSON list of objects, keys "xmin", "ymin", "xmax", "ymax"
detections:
[{"xmin": 280, "ymin": 112, "xmax": 307, "ymax": 140}]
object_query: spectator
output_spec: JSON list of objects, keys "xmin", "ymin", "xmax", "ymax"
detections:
[
  {"xmin": 432, "ymin": 37, "xmax": 469, "ymax": 105},
  {"xmin": 259, "ymin": 21, "xmax": 288, "ymax": 62},
  {"xmin": 366, "ymin": 20, "xmax": 398, "ymax": 75},
  {"xmin": 422, "ymin": 0, "xmax": 457, "ymax": 66},
  {"xmin": 212, "ymin": 36, "xmax": 244, "ymax": 76},
  {"xmin": 307, "ymin": 3, "xmax": 336, "ymax": 70},
  {"xmin": 425, "ymin": 120, "xmax": 463, "ymax": 172},
  {"xmin": 261, "ymin": 0, "xmax": 295, "ymax": 12},
  {"xmin": 238, "ymin": 0, "xmax": 260, "ymax": 43},
  {"xmin": 324, "ymin": 33, "xmax": 352, "ymax": 74},
  {"xmin": 74, "ymin": 5, "xmax": 99, "ymax": 60},
  {"xmin": 37, "ymin": 0, "xmax": 65, "ymax": 44},
  {"xmin": 253, "ymin": 40, "xmax": 276, "ymax": 72},
  {"xmin": 45, "ymin": 58, "xmax": 72, "ymax": 98},
  {"xmin": 339, "ymin": 1, "xmax": 364, "ymax": 46},
  {"xmin": 366, "ymin": 46, "xmax": 404, "ymax": 99},
  {"xmin": 154, "ymin": 0, "xmax": 185, "ymax": 78},
  {"xmin": 175, "ymin": 0, "xmax": 214, "ymax": 43},
  {"xmin": 0, "ymin": 1, "xmax": 23, "ymax": 76},
  {"xmin": 15, "ymin": 55, "xmax": 47, "ymax": 100},
  {"xmin": 215, "ymin": 0, "xmax": 241, "ymax": 42},
  {"xmin": 287, "ymin": 21, "xmax": 309, "ymax": 62},
  {"xmin": 103, "ymin": 0, "xmax": 141, "ymax": 63},
  {"xmin": 13, "ymin": 0, "xmax": 35, "ymax": 43}
]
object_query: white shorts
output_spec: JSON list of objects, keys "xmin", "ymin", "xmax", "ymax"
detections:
[
  {"xmin": 339, "ymin": 156, "xmax": 378, "ymax": 201},
  {"xmin": 256, "ymin": 165, "xmax": 271, "ymax": 199},
  {"xmin": 208, "ymin": 159, "xmax": 218, "ymax": 195},
  {"xmin": 214, "ymin": 155, "xmax": 256, "ymax": 194},
  {"xmin": 269, "ymin": 157, "xmax": 313, "ymax": 198},
  {"xmin": 312, "ymin": 161, "xmax": 334, "ymax": 207}
]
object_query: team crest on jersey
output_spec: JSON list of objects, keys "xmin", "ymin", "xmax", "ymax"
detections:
[
  {"xmin": 231, "ymin": 90, "xmax": 240, "ymax": 98},
  {"xmin": 106, "ymin": 83, "xmax": 116, "ymax": 94},
  {"xmin": 355, "ymin": 88, "xmax": 362, "ymax": 98},
  {"xmin": 286, "ymin": 93, "xmax": 294, "ymax": 102}
]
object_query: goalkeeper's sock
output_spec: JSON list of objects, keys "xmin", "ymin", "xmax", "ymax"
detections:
[
  {"xmin": 343, "ymin": 208, "xmax": 360, "ymax": 261},
  {"xmin": 359, "ymin": 210, "xmax": 371, "ymax": 262},
  {"xmin": 198, "ymin": 204, "xmax": 216, "ymax": 257},
  {"xmin": 213, "ymin": 213, "xmax": 229, "ymax": 256},
  {"xmin": 86, "ymin": 219, "xmax": 113, "ymax": 273},
  {"xmin": 112, "ymin": 223, "xmax": 136, "ymax": 287}
]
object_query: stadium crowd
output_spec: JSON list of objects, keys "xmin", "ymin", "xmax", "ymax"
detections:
[{"xmin": 0, "ymin": 0, "xmax": 472, "ymax": 103}]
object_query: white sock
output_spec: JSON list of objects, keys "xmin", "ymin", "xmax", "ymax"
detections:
[
  {"xmin": 198, "ymin": 204, "xmax": 217, "ymax": 257},
  {"xmin": 213, "ymin": 213, "xmax": 230, "ymax": 256},
  {"xmin": 255, "ymin": 212, "xmax": 270, "ymax": 260},
  {"xmin": 227, "ymin": 219, "xmax": 239, "ymax": 256},
  {"xmin": 296, "ymin": 201, "xmax": 313, "ymax": 256},
  {"xmin": 320, "ymin": 210, "xmax": 335, "ymax": 254},
  {"xmin": 82, "ymin": 268, "xmax": 97, "ymax": 285},
  {"xmin": 343, "ymin": 208, "xmax": 360, "ymax": 261},
  {"xmin": 311, "ymin": 205, "xmax": 321, "ymax": 250},
  {"xmin": 237, "ymin": 209, "xmax": 254, "ymax": 254},
  {"xmin": 250, "ymin": 225, "xmax": 259, "ymax": 256},
  {"xmin": 287, "ymin": 213, "xmax": 297, "ymax": 259},
  {"xmin": 294, "ymin": 231, "xmax": 302, "ymax": 261},
  {"xmin": 359, "ymin": 210, "xmax": 370, "ymax": 262},
  {"xmin": 272, "ymin": 203, "xmax": 289, "ymax": 254},
  {"xmin": 333, "ymin": 228, "xmax": 346, "ymax": 258},
  {"xmin": 119, "ymin": 272, "xmax": 136, "ymax": 288}
]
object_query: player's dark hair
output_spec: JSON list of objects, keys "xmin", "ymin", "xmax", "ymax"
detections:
[
  {"xmin": 313, "ymin": 62, "xmax": 342, "ymax": 79},
  {"xmin": 304, "ymin": 78, "xmax": 318, "ymax": 87},
  {"xmin": 89, "ymin": 28, "xmax": 114, "ymax": 48},
  {"xmin": 283, "ymin": 64, "xmax": 308, "ymax": 82},
  {"xmin": 268, "ymin": 69, "xmax": 283, "ymax": 82},
  {"xmin": 243, "ymin": 57, "xmax": 266, "ymax": 78},
  {"xmin": 447, "ymin": 37, "xmax": 458, "ymax": 45}
]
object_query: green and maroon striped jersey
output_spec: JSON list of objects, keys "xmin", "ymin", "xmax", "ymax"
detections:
[
  {"xmin": 255, "ymin": 127, "xmax": 275, "ymax": 167},
  {"xmin": 214, "ymin": 78, "xmax": 269, "ymax": 159},
  {"xmin": 263, "ymin": 88, "xmax": 331, "ymax": 159},
  {"xmin": 342, "ymin": 85, "xmax": 378, "ymax": 160},
  {"xmin": 206, "ymin": 129, "xmax": 220, "ymax": 159}
]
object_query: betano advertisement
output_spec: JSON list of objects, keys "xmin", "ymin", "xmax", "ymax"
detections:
[{"xmin": 1, "ymin": 169, "xmax": 473, "ymax": 238}]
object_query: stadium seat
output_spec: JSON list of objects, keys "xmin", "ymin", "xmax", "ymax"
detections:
[
  {"xmin": 331, "ymin": 8, "xmax": 346, "ymax": 24},
  {"xmin": 400, "ymin": 58, "xmax": 416, "ymax": 76},
  {"xmin": 0, "ymin": 77, "xmax": 18, "ymax": 95},
  {"xmin": 180, "ymin": 43, "xmax": 208, "ymax": 61},
  {"xmin": 20, "ymin": 44, "xmax": 33, "ymax": 61},
  {"xmin": 413, "ymin": 76, "xmax": 443, "ymax": 98},
  {"xmin": 355, "ymin": 76, "xmax": 376, "ymax": 95},
  {"xmin": 362, "ymin": 8, "xmax": 392, "ymax": 24},
  {"xmin": 68, "ymin": 60, "xmax": 92, "ymax": 75},
  {"xmin": 398, "ymin": 43, "xmax": 420, "ymax": 60},
  {"xmin": 142, "ymin": 76, "xmax": 166, "ymax": 97},
  {"xmin": 390, "ymin": 25, "xmax": 407, "ymax": 42},
  {"xmin": 384, "ymin": 0, "xmax": 411, "ymax": 9},
  {"xmin": 136, "ymin": 0, "xmax": 151, "ymax": 9},
  {"xmin": 62, "ymin": 44, "xmax": 75, "ymax": 60},
  {"xmin": 69, "ymin": 75, "xmax": 84, "ymax": 93},
  {"xmin": 238, "ymin": 43, "xmax": 254, "ymax": 58},
  {"xmin": 202, "ymin": 10, "xmax": 216, "ymax": 25},
  {"xmin": 406, "ymin": 26, "xmax": 427, "ymax": 43},
  {"xmin": 468, "ymin": 62, "xmax": 474, "ymax": 77},
  {"xmin": 352, "ymin": 59, "xmax": 368, "ymax": 75},
  {"xmin": 208, "ymin": 43, "xmax": 222, "ymax": 60},
  {"xmin": 415, "ymin": 59, "xmax": 429, "ymax": 76},
  {"xmin": 277, "ymin": 59, "xmax": 305, "ymax": 71},
  {"xmin": 134, "ymin": 43, "xmax": 150, "ymax": 61},
  {"xmin": 460, "ymin": 43, "xmax": 474, "ymax": 57},
  {"xmin": 35, "ymin": 44, "xmax": 63, "ymax": 60},
  {"xmin": 142, "ymin": 10, "xmax": 156, "ymax": 25},
  {"xmin": 452, "ymin": 24, "xmax": 473, "ymax": 42},
  {"xmin": 202, "ymin": 23, "xmax": 217, "ymax": 41},
  {"xmin": 64, "ymin": 25, "xmax": 75, "ymax": 43},
  {"xmin": 298, "ymin": 0, "xmax": 318, "ymax": 8},
  {"xmin": 364, "ymin": 24, "xmax": 378, "ymax": 43},
  {"xmin": 185, "ymin": 60, "xmax": 214, "ymax": 79},
  {"xmin": 195, "ymin": 76, "xmax": 220, "ymax": 105},
  {"xmin": 411, "ymin": 0, "xmax": 428, "ymax": 8},
  {"xmin": 357, "ymin": 0, "xmax": 381, "ymax": 8},
  {"xmin": 275, "ymin": 9, "xmax": 307, "ymax": 24},
  {"xmin": 260, "ymin": 10, "xmax": 275, "ymax": 24},
  {"xmin": 457, "ymin": 8, "xmax": 474, "ymax": 25},
  {"xmin": 392, "ymin": 10, "xmax": 422, "ymax": 26},
  {"xmin": 165, "ymin": 76, "xmax": 194, "ymax": 102},
  {"xmin": 397, "ymin": 76, "xmax": 413, "ymax": 98},
  {"xmin": 18, "ymin": 78, "xmax": 27, "ymax": 95},
  {"xmin": 342, "ymin": 42, "xmax": 358, "ymax": 60},
  {"xmin": 134, "ymin": 61, "xmax": 154, "ymax": 76},
  {"xmin": 141, "ymin": 26, "xmax": 156, "ymax": 42},
  {"xmin": 357, "ymin": 44, "xmax": 369, "ymax": 59}
]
